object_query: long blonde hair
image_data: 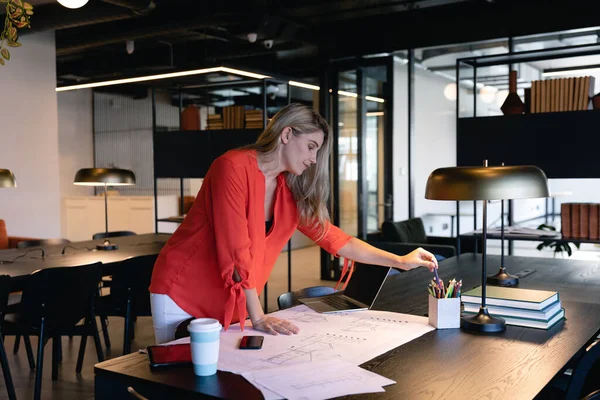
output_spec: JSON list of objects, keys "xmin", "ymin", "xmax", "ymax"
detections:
[{"xmin": 246, "ymin": 103, "xmax": 331, "ymax": 236}]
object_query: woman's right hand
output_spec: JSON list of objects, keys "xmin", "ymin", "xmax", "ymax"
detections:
[{"xmin": 252, "ymin": 315, "xmax": 300, "ymax": 335}]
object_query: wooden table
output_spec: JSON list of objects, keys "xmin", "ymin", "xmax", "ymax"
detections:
[
  {"xmin": 95, "ymin": 254, "xmax": 600, "ymax": 400},
  {"xmin": 0, "ymin": 233, "xmax": 169, "ymax": 289}
]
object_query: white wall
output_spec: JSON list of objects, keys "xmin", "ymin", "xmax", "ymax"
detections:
[
  {"xmin": 58, "ymin": 89, "xmax": 94, "ymax": 197},
  {"xmin": 393, "ymin": 59, "xmax": 409, "ymax": 221},
  {"xmin": 0, "ymin": 32, "xmax": 61, "ymax": 238}
]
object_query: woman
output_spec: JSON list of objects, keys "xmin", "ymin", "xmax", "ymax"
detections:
[{"xmin": 149, "ymin": 103, "xmax": 438, "ymax": 343}]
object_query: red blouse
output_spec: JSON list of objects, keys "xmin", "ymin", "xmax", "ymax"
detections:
[{"xmin": 149, "ymin": 149, "xmax": 352, "ymax": 330}]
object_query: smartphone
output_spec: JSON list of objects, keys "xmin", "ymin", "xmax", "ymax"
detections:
[
  {"xmin": 239, "ymin": 335, "xmax": 264, "ymax": 350},
  {"xmin": 147, "ymin": 344, "xmax": 192, "ymax": 368}
]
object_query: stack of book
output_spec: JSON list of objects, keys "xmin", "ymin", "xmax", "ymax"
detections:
[
  {"xmin": 530, "ymin": 76, "xmax": 595, "ymax": 113},
  {"xmin": 206, "ymin": 114, "xmax": 223, "ymax": 130},
  {"xmin": 461, "ymin": 286, "xmax": 565, "ymax": 330},
  {"xmin": 245, "ymin": 109, "xmax": 264, "ymax": 129},
  {"xmin": 561, "ymin": 202, "xmax": 600, "ymax": 239}
]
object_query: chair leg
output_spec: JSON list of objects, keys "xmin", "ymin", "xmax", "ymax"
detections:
[
  {"xmin": 99, "ymin": 315, "xmax": 111, "ymax": 348},
  {"xmin": 24, "ymin": 335, "xmax": 35, "ymax": 370},
  {"xmin": 0, "ymin": 331, "xmax": 17, "ymax": 400},
  {"xmin": 57, "ymin": 335, "xmax": 63, "ymax": 363},
  {"xmin": 52, "ymin": 335, "xmax": 60, "ymax": 381},
  {"xmin": 12, "ymin": 335, "xmax": 20, "ymax": 354},
  {"xmin": 89, "ymin": 314, "xmax": 105, "ymax": 362},
  {"xmin": 34, "ymin": 322, "xmax": 46, "ymax": 400},
  {"xmin": 123, "ymin": 299, "xmax": 132, "ymax": 355},
  {"xmin": 76, "ymin": 334, "xmax": 87, "ymax": 374}
]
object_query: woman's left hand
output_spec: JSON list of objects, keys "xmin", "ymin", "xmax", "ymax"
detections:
[{"xmin": 396, "ymin": 248, "xmax": 438, "ymax": 272}]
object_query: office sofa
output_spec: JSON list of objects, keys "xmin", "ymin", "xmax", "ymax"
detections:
[
  {"xmin": 367, "ymin": 217, "xmax": 460, "ymax": 260},
  {"xmin": 0, "ymin": 219, "xmax": 38, "ymax": 250}
]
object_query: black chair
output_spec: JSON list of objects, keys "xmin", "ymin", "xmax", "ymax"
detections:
[
  {"xmin": 277, "ymin": 286, "xmax": 337, "ymax": 310},
  {"xmin": 582, "ymin": 390, "xmax": 600, "ymax": 400},
  {"xmin": 17, "ymin": 238, "xmax": 71, "ymax": 249},
  {"xmin": 0, "ymin": 275, "xmax": 16, "ymax": 400},
  {"xmin": 3, "ymin": 263, "xmax": 105, "ymax": 400},
  {"xmin": 93, "ymin": 231, "xmax": 137, "ymax": 240},
  {"xmin": 96, "ymin": 254, "xmax": 157, "ymax": 354},
  {"xmin": 377, "ymin": 218, "xmax": 457, "ymax": 259},
  {"xmin": 539, "ymin": 334, "xmax": 600, "ymax": 400},
  {"xmin": 367, "ymin": 240, "xmax": 454, "ymax": 264}
]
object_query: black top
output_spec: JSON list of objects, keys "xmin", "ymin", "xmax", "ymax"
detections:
[{"xmin": 265, "ymin": 220, "xmax": 273, "ymax": 234}]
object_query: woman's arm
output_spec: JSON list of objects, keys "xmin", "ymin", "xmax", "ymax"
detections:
[
  {"xmin": 234, "ymin": 268, "xmax": 299, "ymax": 335},
  {"xmin": 336, "ymin": 237, "xmax": 438, "ymax": 272}
]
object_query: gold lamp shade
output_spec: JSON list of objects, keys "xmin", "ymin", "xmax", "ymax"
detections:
[
  {"xmin": 425, "ymin": 165, "xmax": 550, "ymax": 201},
  {"xmin": 0, "ymin": 169, "xmax": 16, "ymax": 188},
  {"xmin": 73, "ymin": 168, "xmax": 136, "ymax": 186},
  {"xmin": 424, "ymin": 161, "xmax": 550, "ymax": 333}
]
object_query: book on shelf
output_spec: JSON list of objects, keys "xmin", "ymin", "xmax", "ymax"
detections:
[
  {"xmin": 461, "ymin": 286, "xmax": 559, "ymax": 311},
  {"xmin": 530, "ymin": 76, "xmax": 595, "ymax": 113},
  {"xmin": 561, "ymin": 203, "xmax": 571, "ymax": 237},
  {"xmin": 463, "ymin": 299, "xmax": 562, "ymax": 320},
  {"xmin": 463, "ymin": 307, "xmax": 565, "ymax": 330}
]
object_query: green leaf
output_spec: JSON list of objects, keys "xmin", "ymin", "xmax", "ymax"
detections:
[
  {"xmin": 0, "ymin": 58, "xmax": 5, "ymax": 66},
  {"xmin": 1, "ymin": 48, "xmax": 10, "ymax": 60},
  {"xmin": 6, "ymin": 40, "xmax": 21, "ymax": 47}
]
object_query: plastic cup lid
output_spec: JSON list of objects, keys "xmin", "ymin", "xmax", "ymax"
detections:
[{"xmin": 187, "ymin": 318, "xmax": 222, "ymax": 332}]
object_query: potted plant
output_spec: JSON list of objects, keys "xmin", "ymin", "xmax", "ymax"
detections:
[
  {"xmin": 536, "ymin": 223, "xmax": 580, "ymax": 257},
  {"xmin": 0, "ymin": 0, "xmax": 34, "ymax": 67}
]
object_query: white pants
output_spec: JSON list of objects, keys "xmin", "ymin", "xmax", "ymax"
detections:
[{"xmin": 150, "ymin": 293, "xmax": 193, "ymax": 344}]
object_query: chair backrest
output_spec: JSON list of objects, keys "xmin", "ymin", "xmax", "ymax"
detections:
[
  {"xmin": 17, "ymin": 238, "xmax": 71, "ymax": 249},
  {"xmin": 0, "ymin": 274, "xmax": 11, "ymax": 316},
  {"xmin": 93, "ymin": 231, "xmax": 137, "ymax": 240},
  {"xmin": 277, "ymin": 286, "xmax": 337, "ymax": 310},
  {"xmin": 110, "ymin": 254, "xmax": 157, "ymax": 315},
  {"xmin": 381, "ymin": 218, "xmax": 428, "ymax": 243},
  {"xmin": 20, "ymin": 263, "xmax": 102, "ymax": 329}
]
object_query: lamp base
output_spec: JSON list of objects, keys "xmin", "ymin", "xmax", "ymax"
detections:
[
  {"xmin": 96, "ymin": 240, "xmax": 118, "ymax": 251},
  {"xmin": 487, "ymin": 267, "xmax": 519, "ymax": 286},
  {"xmin": 461, "ymin": 307, "xmax": 506, "ymax": 333}
]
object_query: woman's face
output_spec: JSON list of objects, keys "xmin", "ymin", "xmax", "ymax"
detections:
[{"xmin": 281, "ymin": 128, "xmax": 325, "ymax": 176}]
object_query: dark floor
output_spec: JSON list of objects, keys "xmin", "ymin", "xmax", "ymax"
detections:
[{"xmin": 0, "ymin": 316, "xmax": 155, "ymax": 400}]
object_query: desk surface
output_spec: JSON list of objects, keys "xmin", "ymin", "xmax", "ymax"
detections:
[
  {"xmin": 0, "ymin": 233, "xmax": 169, "ymax": 281},
  {"xmin": 95, "ymin": 254, "xmax": 600, "ymax": 400}
]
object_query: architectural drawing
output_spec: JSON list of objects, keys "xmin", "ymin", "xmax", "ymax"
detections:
[
  {"xmin": 343, "ymin": 316, "xmax": 410, "ymax": 333},
  {"xmin": 291, "ymin": 373, "xmax": 364, "ymax": 389},
  {"xmin": 289, "ymin": 313, "xmax": 328, "ymax": 323},
  {"xmin": 263, "ymin": 333, "xmax": 367, "ymax": 366}
]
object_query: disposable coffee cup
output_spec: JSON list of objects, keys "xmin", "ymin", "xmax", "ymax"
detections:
[{"xmin": 187, "ymin": 318, "xmax": 222, "ymax": 376}]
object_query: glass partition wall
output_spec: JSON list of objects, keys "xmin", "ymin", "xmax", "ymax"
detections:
[{"xmin": 320, "ymin": 59, "xmax": 390, "ymax": 280}]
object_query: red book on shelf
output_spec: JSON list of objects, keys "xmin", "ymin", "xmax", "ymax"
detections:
[
  {"xmin": 571, "ymin": 203, "xmax": 581, "ymax": 239},
  {"xmin": 580, "ymin": 203, "xmax": 590, "ymax": 239},
  {"xmin": 561, "ymin": 203, "xmax": 571, "ymax": 237},
  {"xmin": 590, "ymin": 204, "xmax": 599, "ymax": 240}
]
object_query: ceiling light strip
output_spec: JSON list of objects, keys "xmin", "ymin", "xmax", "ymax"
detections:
[
  {"xmin": 338, "ymin": 90, "xmax": 358, "ymax": 98},
  {"xmin": 289, "ymin": 80, "xmax": 320, "ymax": 91},
  {"xmin": 365, "ymin": 95, "xmax": 385, "ymax": 103},
  {"xmin": 56, "ymin": 66, "xmax": 269, "ymax": 92}
]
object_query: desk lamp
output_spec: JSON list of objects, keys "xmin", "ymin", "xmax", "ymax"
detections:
[
  {"xmin": 487, "ymin": 162, "xmax": 520, "ymax": 286},
  {"xmin": 73, "ymin": 168, "xmax": 136, "ymax": 251},
  {"xmin": 425, "ymin": 160, "xmax": 549, "ymax": 333},
  {"xmin": 0, "ymin": 169, "xmax": 16, "ymax": 188}
]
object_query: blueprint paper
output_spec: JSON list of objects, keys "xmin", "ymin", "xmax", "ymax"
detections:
[
  {"xmin": 245, "ymin": 359, "xmax": 394, "ymax": 400},
  {"xmin": 216, "ymin": 305, "xmax": 434, "ymax": 374},
  {"xmin": 165, "ymin": 306, "xmax": 434, "ymax": 373}
]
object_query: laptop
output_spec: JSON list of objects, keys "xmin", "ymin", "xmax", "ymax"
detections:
[{"xmin": 299, "ymin": 263, "xmax": 392, "ymax": 313}]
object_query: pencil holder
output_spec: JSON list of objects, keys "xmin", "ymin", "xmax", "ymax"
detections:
[{"xmin": 428, "ymin": 296, "xmax": 460, "ymax": 329}]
